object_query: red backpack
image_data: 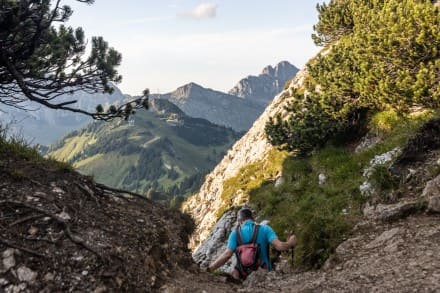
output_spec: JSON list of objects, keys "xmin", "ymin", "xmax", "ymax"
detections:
[{"xmin": 234, "ymin": 224, "xmax": 260, "ymax": 279}]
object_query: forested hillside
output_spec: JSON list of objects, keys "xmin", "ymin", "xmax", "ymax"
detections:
[{"xmin": 47, "ymin": 99, "xmax": 241, "ymax": 205}]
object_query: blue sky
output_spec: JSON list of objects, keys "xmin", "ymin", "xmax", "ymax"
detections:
[{"xmin": 67, "ymin": 1, "xmax": 324, "ymax": 95}]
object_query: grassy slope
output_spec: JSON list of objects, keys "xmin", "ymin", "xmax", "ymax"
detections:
[
  {"xmin": 47, "ymin": 108, "xmax": 239, "ymax": 198},
  {"xmin": 219, "ymin": 109, "xmax": 437, "ymax": 268}
]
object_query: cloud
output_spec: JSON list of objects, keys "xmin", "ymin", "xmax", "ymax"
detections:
[{"xmin": 178, "ymin": 3, "xmax": 218, "ymax": 20}]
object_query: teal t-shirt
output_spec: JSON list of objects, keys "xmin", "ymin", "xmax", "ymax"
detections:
[{"xmin": 227, "ymin": 221, "xmax": 277, "ymax": 271}]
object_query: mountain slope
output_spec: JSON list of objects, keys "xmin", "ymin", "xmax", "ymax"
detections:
[
  {"xmin": 47, "ymin": 99, "xmax": 241, "ymax": 201},
  {"xmin": 155, "ymin": 82, "xmax": 262, "ymax": 132}
]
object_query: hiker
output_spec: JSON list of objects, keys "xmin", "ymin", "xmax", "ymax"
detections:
[{"xmin": 207, "ymin": 208, "xmax": 296, "ymax": 280}]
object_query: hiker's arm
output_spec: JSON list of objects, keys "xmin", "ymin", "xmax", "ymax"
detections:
[
  {"xmin": 208, "ymin": 249, "xmax": 234, "ymax": 271},
  {"xmin": 272, "ymin": 234, "xmax": 296, "ymax": 251}
]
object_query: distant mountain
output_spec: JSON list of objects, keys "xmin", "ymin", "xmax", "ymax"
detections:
[
  {"xmin": 0, "ymin": 86, "xmax": 126, "ymax": 145},
  {"xmin": 151, "ymin": 62, "xmax": 299, "ymax": 132},
  {"xmin": 154, "ymin": 82, "xmax": 262, "ymax": 132},
  {"xmin": 46, "ymin": 98, "xmax": 241, "ymax": 201},
  {"xmin": 228, "ymin": 61, "xmax": 299, "ymax": 106}
]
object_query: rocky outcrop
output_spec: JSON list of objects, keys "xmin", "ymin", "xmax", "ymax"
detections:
[
  {"xmin": 182, "ymin": 67, "xmax": 309, "ymax": 251},
  {"xmin": 228, "ymin": 61, "xmax": 299, "ymax": 107}
]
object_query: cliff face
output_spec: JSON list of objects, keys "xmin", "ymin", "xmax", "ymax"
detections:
[
  {"xmin": 228, "ymin": 61, "xmax": 299, "ymax": 107},
  {"xmin": 182, "ymin": 67, "xmax": 308, "ymax": 250}
]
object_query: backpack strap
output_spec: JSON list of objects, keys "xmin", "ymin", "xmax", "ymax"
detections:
[
  {"xmin": 236, "ymin": 227, "xmax": 243, "ymax": 245},
  {"xmin": 250, "ymin": 225, "xmax": 260, "ymax": 244},
  {"xmin": 236, "ymin": 224, "xmax": 260, "ymax": 246}
]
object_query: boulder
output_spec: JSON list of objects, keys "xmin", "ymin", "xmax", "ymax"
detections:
[{"xmin": 422, "ymin": 174, "xmax": 440, "ymax": 213}]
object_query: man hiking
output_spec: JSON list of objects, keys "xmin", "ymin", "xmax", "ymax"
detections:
[{"xmin": 207, "ymin": 208, "xmax": 296, "ymax": 280}]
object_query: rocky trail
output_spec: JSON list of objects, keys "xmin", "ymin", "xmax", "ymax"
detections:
[{"xmin": 1, "ymin": 126, "xmax": 440, "ymax": 292}]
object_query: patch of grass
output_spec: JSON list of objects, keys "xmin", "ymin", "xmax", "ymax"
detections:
[
  {"xmin": 249, "ymin": 146, "xmax": 361, "ymax": 269},
  {"xmin": 216, "ymin": 149, "xmax": 288, "ymax": 218}
]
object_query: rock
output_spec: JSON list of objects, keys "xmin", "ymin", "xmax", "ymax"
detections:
[
  {"xmin": 93, "ymin": 285, "xmax": 107, "ymax": 293},
  {"xmin": 28, "ymin": 226, "xmax": 39, "ymax": 236},
  {"xmin": 192, "ymin": 210, "xmax": 237, "ymax": 272},
  {"xmin": 360, "ymin": 181, "xmax": 374, "ymax": 197},
  {"xmin": 0, "ymin": 277, "xmax": 10, "ymax": 286},
  {"xmin": 318, "ymin": 173, "xmax": 327, "ymax": 185},
  {"xmin": 428, "ymin": 196, "xmax": 440, "ymax": 213},
  {"xmin": 355, "ymin": 135, "xmax": 382, "ymax": 153},
  {"xmin": 274, "ymin": 176, "xmax": 284, "ymax": 188},
  {"xmin": 422, "ymin": 174, "xmax": 440, "ymax": 213},
  {"xmin": 366, "ymin": 228, "xmax": 401, "ymax": 249},
  {"xmin": 363, "ymin": 201, "xmax": 421, "ymax": 221},
  {"xmin": 52, "ymin": 186, "xmax": 65, "ymax": 194},
  {"xmin": 43, "ymin": 272, "xmax": 55, "ymax": 282},
  {"xmin": 16, "ymin": 266, "xmax": 37, "ymax": 283},
  {"xmin": 243, "ymin": 269, "xmax": 269, "ymax": 287},
  {"xmin": 5, "ymin": 283, "xmax": 27, "ymax": 293},
  {"xmin": 2, "ymin": 249, "xmax": 16, "ymax": 272},
  {"xmin": 56, "ymin": 211, "xmax": 71, "ymax": 221}
]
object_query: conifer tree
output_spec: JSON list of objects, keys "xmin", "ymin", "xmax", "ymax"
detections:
[
  {"xmin": 266, "ymin": 0, "xmax": 440, "ymax": 154},
  {"xmin": 0, "ymin": 0, "xmax": 148, "ymax": 120}
]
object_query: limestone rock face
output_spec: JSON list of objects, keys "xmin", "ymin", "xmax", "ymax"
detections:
[
  {"xmin": 228, "ymin": 61, "xmax": 299, "ymax": 107},
  {"xmin": 182, "ymin": 67, "xmax": 309, "ymax": 251}
]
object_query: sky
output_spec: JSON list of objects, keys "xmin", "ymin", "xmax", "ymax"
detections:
[{"xmin": 67, "ymin": 1, "xmax": 324, "ymax": 95}]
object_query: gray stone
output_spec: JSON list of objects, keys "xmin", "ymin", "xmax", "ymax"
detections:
[
  {"xmin": 363, "ymin": 201, "xmax": 421, "ymax": 221},
  {"xmin": 274, "ymin": 176, "xmax": 285, "ymax": 188},
  {"xmin": 366, "ymin": 228, "xmax": 401, "ymax": 249},
  {"xmin": 5, "ymin": 283, "xmax": 27, "ymax": 293},
  {"xmin": 422, "ymin": 174, "xmax": 440, "ymax": 213},
  {"xmin": 16, "ymin": 266, "xmax": 37, "ymax": 283},
  {"xmin": 2, "ymin": 249, "xmax": 16, "ymax": 272},
  {"xmin": 428, "ymin": 196, "xmax": 440, "ymax": 213},
  {"xmin": 318, "ymin": 174, "xmax": 327, "ymax": 185}
]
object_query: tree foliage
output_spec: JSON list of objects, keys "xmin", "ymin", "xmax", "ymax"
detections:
[
  {"xmin": 0, "ymin": 0, "xmax": 148, "ymax": 120},
  {"xmin": 266, "ymin": 0, "xmax": 440, "ymax": 154}
]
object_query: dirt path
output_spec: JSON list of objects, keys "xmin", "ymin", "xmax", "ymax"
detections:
[{"xmin": 160, "ymin": 214, "xmax": 440, "ymax": 293}]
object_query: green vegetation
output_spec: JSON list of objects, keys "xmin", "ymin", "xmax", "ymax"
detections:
[
  {"xmin": 254, "ymin": 111, "xmax": 435, "ymax": 268},
  {"xmin": 266, "ymin": 0, "xmax": 440, "ymax": 154},
  {"xmin": 47, "ymin": 103, "xmax": 241, "ymax": 205},
  {"xmin": 261, "ymin": 2, "xmax": 440, "ymax": 267}
]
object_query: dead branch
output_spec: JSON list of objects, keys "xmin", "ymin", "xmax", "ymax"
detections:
[
  {"xmin": 9, "ymin": 214, "xmax": 45, "ymax": 227},
  {"xmin": 95, "ymin": 183, "xmax": 148, "ymax": 201},
  {"xmin": 74, "ymin": 182, "xmax": 100, "ymax": 207},
  {"xmin": 0, "ymin": 200, "xmax": 104, "ymax": 260},
  {"xmin": 0, "ymin": 236, "xmax": 47, "ymax": 258}
]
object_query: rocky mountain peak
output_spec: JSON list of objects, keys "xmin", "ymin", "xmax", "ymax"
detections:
[
  {"xmin": 171, "ymin": 82, "xmax": 205, "ymax": 100},
  {"xmin": 228, "ymin": 61, "xmax": 299, "ymax": 105}
]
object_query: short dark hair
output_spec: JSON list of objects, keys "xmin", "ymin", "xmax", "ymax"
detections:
[{"xmin": 237, "ymin": 208, "xmax": 253, "ymax": 221}]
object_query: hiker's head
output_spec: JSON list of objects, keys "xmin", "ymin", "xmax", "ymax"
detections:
[{"xmin": 237, "ymin": 208, "xmax": 253, "ymax": 224}]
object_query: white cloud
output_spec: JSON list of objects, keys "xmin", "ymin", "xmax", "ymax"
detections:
[{"xmin": 178, "ymin": 3, "xmax": 218, "ymax": 20}]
